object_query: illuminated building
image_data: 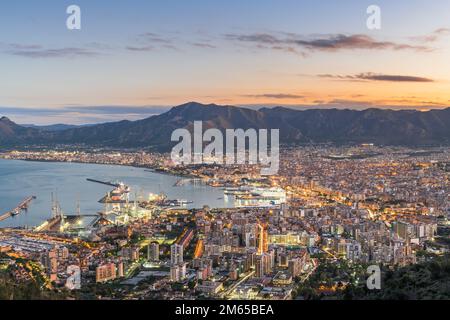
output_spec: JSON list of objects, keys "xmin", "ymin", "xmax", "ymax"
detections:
[
  {"xmin": 170, "ymin": 263, "xmax": 186, "ymax": 282},
  {"xmin": 246, "ymin": 251, "xmax": 256, "ymax": 270},
  {"xmin": 197, "ymin": 281, "xmax": 223, "ymax": 295},
  {"xmin": 41, "ymin": 247, "xmax": 58, "ymax": 282},
  {"xmin": 288, "ymin": 258, "xmax": 302, "ymax": 278},
  {"xmin": 269, "ymin": 233, "xmax": 301, "ymax": 245},
  {"xmin": 255, "ymin": 253, "xmax": 273, "ymax": 278},
  {"xmin": 121, "ymin": 245, "xmax": 140, "ymax": 261},
  {"xmin": 255, "ymin": 257, "xmax": 264, "ymax": 278},
  {"xmin": 257, "ymin": 223, "xmax": 268, "ymax": 255},
  {"xmin": 96, "ymin": 263, "xmax": 117, "ymax": 283},
  {"xmin": 171, "ymin": 244, "xmax": 183, "ymax": 265},
  {"xmin": 277, "ymin": 252, "xmax": 289, "ymax": 267},
  {"xmin": 170, "ymin": 265, "xmax": 179, "ymax": 282},
  {"xmin": 148, "ymin": 242, "xmax": 160, "ymax": 262},
  {"xmin": 229, "ymin": 265, "xmax": 239, "ymax": 280},
  {"xmin": 117, "ymin": 261, "xmax": 124, "ymax": 278},
  {"xmin": 272, "ymin": 271, "xmax": 293, "ymax": 286},
  {"xmin": 179, "ymin": 263, "xmax": 187, "ymax": 279},
  {"xmin": 197, "ymin": 267, "xmax": 208, "ymax": 280},
  {"xmin": 178, "ymin": 228, "xmax": 195, "ymax": 248}
]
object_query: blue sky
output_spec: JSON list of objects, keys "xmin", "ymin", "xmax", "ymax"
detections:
[{"xmin": 1, "ymin": 0, "xmax": 449, "ymax": 124}]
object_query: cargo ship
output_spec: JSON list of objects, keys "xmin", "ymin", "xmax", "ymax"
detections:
[{"xmin": 99, "ymin": 183, "xmax": 131, "ymax": 204}]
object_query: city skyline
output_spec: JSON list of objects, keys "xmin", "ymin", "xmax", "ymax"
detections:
[{"xmin": 1, "ymin": 0, "xmax": 450, "ymax": 124}]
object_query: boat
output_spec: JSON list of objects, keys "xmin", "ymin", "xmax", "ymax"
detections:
[
  {"xmin": 223, "ymin": 186, "xmax": 252, "ymax": 196},
  {"xmin": 233, "ymin": 187, "xmax": 287, "ymax": 206},
  {"xmin": 167, "ymin": 199, "xmax": 193, "ymax": 206},
  {"xmin": 117, "ymin": 182, "xmax": 130, "ymax": 193}
]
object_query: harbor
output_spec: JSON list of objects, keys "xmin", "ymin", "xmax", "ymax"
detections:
[
  {"xmin": 0, "ymin": 159, "xmax": 231, "ymax": 229},
  {"xmin": 0, "ymin": 159, "xmax": 288, "ymax": 231},
  {"xmin": 16, "ymin": 177, "xmax": 285, "ymax": 235}
]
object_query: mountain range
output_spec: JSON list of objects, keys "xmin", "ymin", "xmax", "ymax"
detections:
[
  {"xmin": 20, "ymin": 123, "xmax": 83, "ymax": 131},
  {"xmin": 1, "ymin": 102, "xmax": 450, "ymax": 150}
]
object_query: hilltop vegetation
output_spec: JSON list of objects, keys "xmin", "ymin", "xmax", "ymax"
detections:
[
  {"xmin": 296, "ymin": 254, "xmax": 450, "ymax": 300},
  {"xmin": 0, "ymin": 272, "xmax": 69, "ymax": 300},
  {"xmin": 347, "ymin": 255, "xmax": 450, "ymax": 300}
]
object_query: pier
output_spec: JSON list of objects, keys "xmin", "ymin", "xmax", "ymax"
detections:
[
  {"xmin": 86, "ymin": 178, "xmax": 120, "ymax": 188},
  {"xmin": 0, "ymin": 196, "xmax": 36, "ymax": 222}
]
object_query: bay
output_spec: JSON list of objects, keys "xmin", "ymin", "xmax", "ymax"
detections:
[{"xmin": 0, "ymin": 159, "xmax": 233, "ymax": 228}]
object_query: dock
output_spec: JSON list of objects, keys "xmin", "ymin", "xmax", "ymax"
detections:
[
  {"xmin": 86, "ymin": 178, "xmax": 120, "ymax": 188},
  {"xmin": 0, "ymin": 196, "xmax": 36, "ymax": 222}
]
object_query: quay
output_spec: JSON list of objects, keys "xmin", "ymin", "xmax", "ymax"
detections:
[
  {"xmin": 0, "ymin": 196, "xmax": 36, "ymax": 222},
  {"xmin": 86, "ymin": 178, "xmax": 120, "ymax": 188}
]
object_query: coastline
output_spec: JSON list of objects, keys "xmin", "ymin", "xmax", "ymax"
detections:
[
  {"xmin": 0, "ymin": 156, "xmax": 201, "ymax": 180},
  {"xmin": 0, "ymin": 158, "xmax": 230, "ymax": 228}
]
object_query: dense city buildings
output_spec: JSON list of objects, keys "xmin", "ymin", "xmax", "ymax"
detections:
[{"xmin": 0, "ymin": 145, "xmax": 449, "ymax": 300}]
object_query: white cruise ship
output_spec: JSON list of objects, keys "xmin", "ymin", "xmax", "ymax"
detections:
[{"xmin": 226, "ymin": 186, "xmax": 287, "ymax": 207}]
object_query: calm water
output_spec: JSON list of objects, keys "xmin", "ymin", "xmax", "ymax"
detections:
[{"xmin": 0, "ymin": 159, "xmax": 233, "ymax": 228}]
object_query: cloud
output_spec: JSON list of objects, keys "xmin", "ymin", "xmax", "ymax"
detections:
[
  {"xmin": 12, "ymin": 48, "xmax": 100, "ymax": 58},
  {"xmin": 2, "ymin": 43, "xmax": 101, "ymax": 58},
  {"xmin": 161, "ymin": 44, "xmax": 181, "ymax": 51},
  {"xmin": 435, "ymin": 28, "xmax": 450, "ymax": 36},
  {"xmin": 191, "ymin": 42, "xmax": 216, "ymax": 49},
  {"xmin": 127, "ymin": 32, "xmax": 182, "ymax": 52},
  {"xmin": 227, "ymin": 33, "xmax": 280, "ymax": 44},
  {"xmin": 293, "ymin": 34, "xmax": 429, "ymax": 51},
  {"xmin": 242, "ymin": 93, "xmax": 305, "ymax": 99},
  {"xmin": 8, "ymin": 43, "xmax": 43, "ymax": 50},
  {"xmin": 271, "ymin": 45, "xmax": 306, "ymax": 56},
  {"xmin": 318, "ymin": 72, "xmax": 434, "ymax": 83},
  {"xmin": 410, "ymin": 28, "xmax": 450, "ymax": 43},
  {"xmin": 139, "ymin": 32, "xmax": 173, "ymax": 44},
  {"xmin": 126, "ymin": 45, "xmax": 154, "ymax": 52},
  {"xmin": 225, "ymin": 32, "xmax": 431, "ymax": 55}
]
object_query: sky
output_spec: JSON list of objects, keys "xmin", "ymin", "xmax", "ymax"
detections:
[{"xmin": 0, "ymin": 0, "xmax": 449, "ymax": 124}]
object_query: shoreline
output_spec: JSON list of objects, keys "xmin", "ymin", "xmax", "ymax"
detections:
[{"xmin": 0, "ymin": 156, "xmax": 200, "ymax": 180}]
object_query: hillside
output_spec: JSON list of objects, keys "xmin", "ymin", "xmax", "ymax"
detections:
[{"xmin": 1, "ymin": 102, "xmax": 450, "ymax": 150}]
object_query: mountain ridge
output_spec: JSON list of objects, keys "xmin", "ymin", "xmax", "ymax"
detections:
[{"xmin": 1, "ymin": 102, "xmax": 450, "ymax": 150}]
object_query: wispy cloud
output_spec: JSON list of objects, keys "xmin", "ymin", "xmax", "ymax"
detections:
[
  {"xmin": 191, "ymin": 42, "xmax": 216, "ymax": 49},
  {"xmin": 410, "ymin": 27, "xmax": 450, "ymax": 43},
  {"xmin": 242, "ymin": 93, "xmax": 305, "ymax": 99},
  {"xmin": 139, "ymin": 32, "xmax": 173, "ymax": 44},
  {"xmin": 225, "ymin": 32, "xmax": 431, "ymax": 56},
  {"xmin": 8, "ymin": 43, "xmax": 42, "ymax": 50},
  {"xmin": 318, "ymin": 72, "xmax": 434, "ymax": 83},
  {"xmin": 126, "ymin": 45, "xmax": 154, "ymax": 52},
  {"xmin": 9, "ymin": 47, "xmax": 99, "ymax": 58},
  {"xmin": 1, "ymin": 43, "xmax": 102, "ymax": 58},
  {"xmin": 128, "ymin": 32, "xmax": 181, "ymax": 52}
]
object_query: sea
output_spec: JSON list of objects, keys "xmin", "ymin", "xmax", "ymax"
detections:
[{"xmin": 0, "ymin": 159, "xmax": 234, "ymax": 228}]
